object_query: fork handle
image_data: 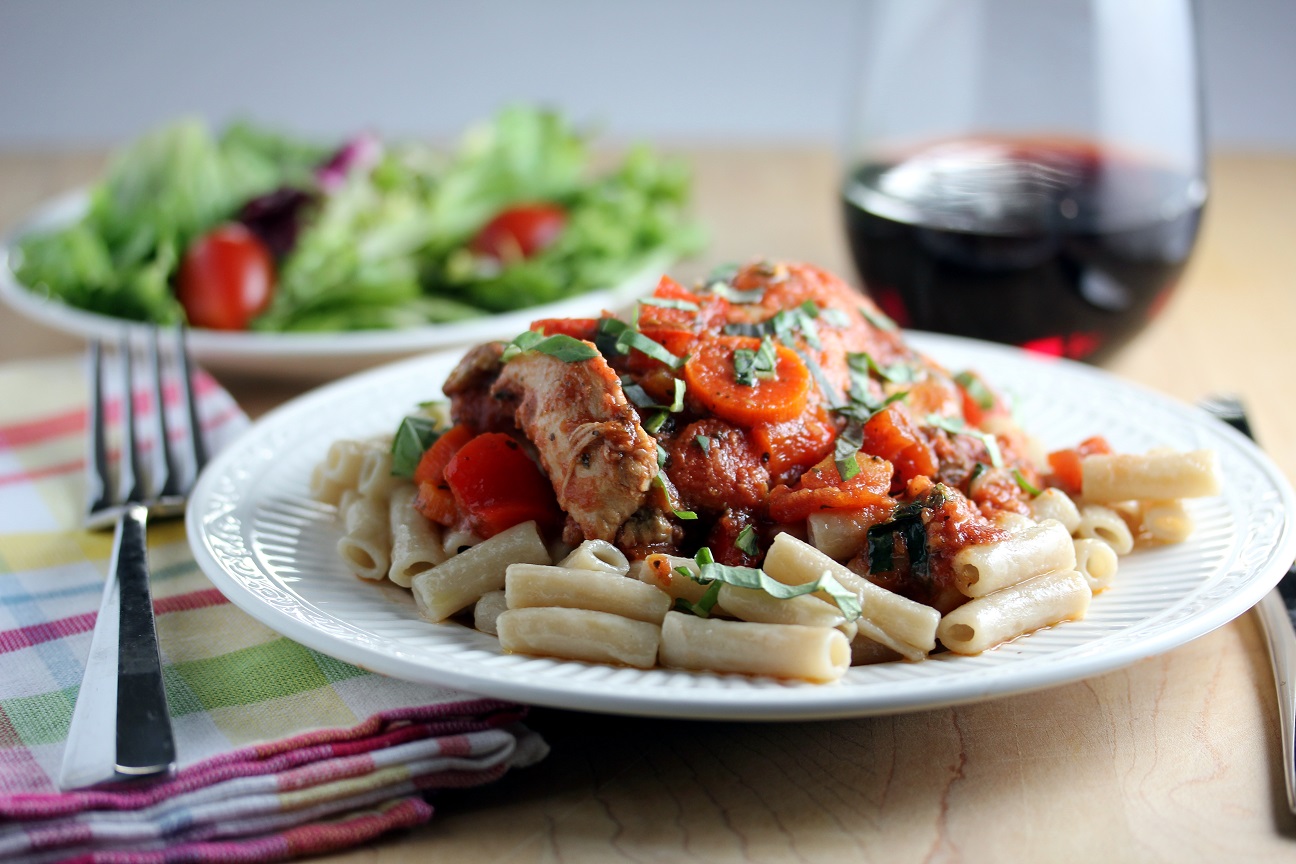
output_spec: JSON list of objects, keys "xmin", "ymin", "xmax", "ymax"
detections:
[
  {"xmin": 1256, "ymin": 585, "xmax": 1296, "ymax": 813},
  {"xmin": 114, "ymin": 503, "xmax": 177, "ymax": 776}
]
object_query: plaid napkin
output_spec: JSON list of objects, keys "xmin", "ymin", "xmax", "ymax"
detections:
[{"xmin": 0, "ymin": 356, "xmax": 546, "ymax": 863}]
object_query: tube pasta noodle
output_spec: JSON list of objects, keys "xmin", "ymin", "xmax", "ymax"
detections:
[
  {"xmin": 1027, "ymin": 488, "xmax": 1082, "ymax": 534},
  {"xmin": 496, "ymin": 607, "xmax": 660, "ymax": 668},
  {"xmin": 474, "ymin": 590, "xmax": 508, "ymax": 636},
  {"xmin": 659, "ymin": 612, "xmax": 851, "ymax": 682},
  {"xmin": 311, "ymin": 440, "xmax": 376, "ymax": 505},
  {"xmin": 952, "ymin": 519, "xmax": 1075, "ymax": 598},
  {"xmin": 1080, "ymin": 450, "xmax": 1221, "ymax": 503},
  {"xmin": 1076, "ymin": 505, "xmax": 1135, "ymax": 555},
  {"xmin": 936, "ymin": 570, "xmax": 1092, "ymax": 655},
  {"xmin": 388, "ymin": 485, "xmax": 447, "ymax": 587},
  {"xmin": 991, "ymin": 511, "xmax": 1036, "ymax": 534},
  {"xmin": 763, "ymin": 533, "xmax": 938, "ymax": 661},
  {"xmin": 1072, "ymin": 538, "xmax": 1118, "ymax": 593},
  {"xmin": 805, "ymin": 509, "xmax": 874, "ymax": 561},
  {"xmin": 505, "ymin": 563, "xmax": 671, "ymax": 625},
  {"xmin": 410, "ymin": 521, "xmax": 551, "ymax": 622},
  {"xmin": 337, "ymin": 494, "xmax": 390, "ymax": 581},
  {"xmin": 559, "ymin": 540, "xmax": 631, "ymax": 575},
  {"xmin": 1139, "ymin": 500, "xmax": 1194, "ymax": 544},
  {"xmin": 442, "ymin": 527, "xmax": 483, "ymax": 557},
  {"xmin": 716, "ymin": 583, "xmax": 858, "ymax": 640},
  {"xmin": 357, "ymin": 448, "xmax": 401, "ymax": 500}
]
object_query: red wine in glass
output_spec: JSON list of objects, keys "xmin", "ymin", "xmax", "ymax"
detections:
[{"xmin": 842, "ymin": 137, "xmax": 1206, "ymax": 362}]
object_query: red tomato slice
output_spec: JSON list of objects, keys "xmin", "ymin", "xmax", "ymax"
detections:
[
  {"xmin": 176, "ymin": 223, "xmax": 275, "ymax": 330},
  {"xmin": 469, "ymin": 204, "xmax": 566, "ymax": 262}
]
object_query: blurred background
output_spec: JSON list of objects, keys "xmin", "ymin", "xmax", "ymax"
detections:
[{"xmin": 2, "ymin": 0, "xmax": 1293, "ymax": 151}]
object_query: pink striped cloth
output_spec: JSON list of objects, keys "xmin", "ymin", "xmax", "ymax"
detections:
[{"xmin": 0, "ymin": 356, "xmax": 546, "ymax": 863}]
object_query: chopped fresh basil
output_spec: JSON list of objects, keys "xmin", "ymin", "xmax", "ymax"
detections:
[
  {"xmin": 501, "ymin": 330, "xmax": 598, "ymax": 363},
  {"xmin": 722, "ymin": 305, "xmax": 821, "ymax": 350},
  {"xmin": 674, "ymin": 581, "xmax": 723, "ymax": 618},
  {"xmin": 617, "ymin": 328, "xmax": 688, "ymax": 368},
  {"xmin": 821, "ymin": 307, "xmax": 851, "ymax": 328},
  {"xmin": 865, "ymin": 497, "xmax": 933, "ymax": 580},
  {"xmin": 859, "ymin": 304, "xmax": 898, "ymax": 332},
  {"xmin": 954, "ymin": 371, "xmax": 996, "ymax": 411},
  {"xmin": 640, "ymin": 297, "xmax": 700, "ymax": 312},
  {"xmin": 848, "ymin": 352, "xmax": 918, "ymax": 385},
  {"xmin": 656, "ymin": 442, "xmax": 669, "ymax": 469},
  {"xmin": 732, "ymin": 336, "xmax": 779, "ymax": 386},
  {"xmin": 621, "ymin": 376, "xmax": 686, "ymax": 413},
  {"xmin": 390, "ymin": 415, "xmax": 442, "ymax": 478},
  {"xmin": 1012, "ymin": 467, "xmax": 1043, "ymax": 497},
  {"xmin": 695, "ymin": 434, "xmax": 711, "ymax": 454},
  {"xmin": 673, "ymin": 509, "xmax": 699, "ymax": 521},
  {"xmin": 644, "ymin": 411, "xmax": 668, "ymax": 434},
  {"xmin": 926, "ymin": 414, "xmax": 1003, "ymax": 468},
  {"xmin": 833, "ymin": 421, "xmax": 866, "ymax": 481},
  {"xmin": 799, "ymin": 300, "xmax": 820, "ymax": 318},
  {"xmin": 968, "ymin": 462, "xmax": 987, "ymax": 485},
  {"xmin": 594, "ymin": 316, "xmax": 630, "ymax": 358},
  {"xmin": 734, "ymin": 524, "xmax": 759, "ymax": 556},
  {"xmin": 798, "ymin": 348, "xmax": 844, "ymax": 408},
  {"xmin": 706, "ymin": 283, "xmax": 766, "ymax": 304},
  {"xmin": 678, "ymin": 547, "xmax": 862, "ymax": 621}
]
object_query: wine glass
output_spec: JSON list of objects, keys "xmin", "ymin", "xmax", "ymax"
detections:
[{"xmin": 841, "ymin": 0, "xmax": 1207, "ymax": 362}]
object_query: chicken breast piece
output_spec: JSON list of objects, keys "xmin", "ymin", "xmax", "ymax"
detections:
[{"xmin": 490, "ymin": 349, "xmax": 659, "ymax": 542}]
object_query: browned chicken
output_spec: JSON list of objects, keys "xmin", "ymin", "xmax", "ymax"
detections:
[{"xmin": 489, "ymin": 349, "xmax": 659, "ymax": 542}]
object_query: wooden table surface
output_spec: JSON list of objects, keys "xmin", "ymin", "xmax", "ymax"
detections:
[{"xmin": 1, "ymin": 150, "xmax": 1294, "ymax": 862}]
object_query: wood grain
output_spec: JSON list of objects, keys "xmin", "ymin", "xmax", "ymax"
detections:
[{"xmin": 1, "ymin": 149, "xmax": 1294, "ymax": 862}]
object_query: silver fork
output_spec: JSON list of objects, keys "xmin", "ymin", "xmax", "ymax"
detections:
[{"xmin": 59, "ymin": 328, "xmax": 207, "ymax": 789}]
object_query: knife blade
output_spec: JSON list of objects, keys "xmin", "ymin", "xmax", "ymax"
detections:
[{"xmin": 1200, "ymin": 394, "xmax": 1296, "ymax": 814}]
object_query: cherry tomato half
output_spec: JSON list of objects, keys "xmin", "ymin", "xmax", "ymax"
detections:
[
  {"xmin": 176, "ymin": 223, "xmax": 276, "ymax": 330},
  {"xmin": 469, "ymin": 204, "xmax": 566, "ymax": 262}
]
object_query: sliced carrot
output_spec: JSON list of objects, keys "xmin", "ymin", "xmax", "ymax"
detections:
[
  {"xmin": 768, "ymin": 451, "xmax": 893, "ymax": 523},
  {"xmin": 683, "ymin": 336, "xmax": 810, "ymax": 427}
]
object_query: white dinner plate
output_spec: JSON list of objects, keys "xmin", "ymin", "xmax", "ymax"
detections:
[
  {"xmin": 0, "ymin": 190, "xmax": 669, "ymax": 379},
  {"xmin": 186, "ymin": 333, "xmax": 1296, "ymax": 720}
]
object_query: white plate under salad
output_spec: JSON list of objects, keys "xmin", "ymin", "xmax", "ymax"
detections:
[
  {"xmin": 0, "ymin": 190, "xmax": 670, "ymax": 379},
  {"xmin": 186, "ymin": 333, "xmax": 1296, "ymax": 720}
]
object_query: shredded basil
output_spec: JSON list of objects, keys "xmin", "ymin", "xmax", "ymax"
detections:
[
  {"xmin": 732, "ymin": 336, "xmax": 779, "ymax": 386},
  {"xmin": 859, "ymin": 304, "xmax": 898, "ymax": 332},
  {"xmin": 644, "ymin": 411, "xmax": 668, "ymax": 434},
  {"xmin": 833, "ymin": 421, "xmax": 866, "ymax": 481},
  {"xmin": 926, "ymin": 414, "xmax": 1003, "ymax": 468},
  {"xmin": 390, "ymin": 416, "xmax": 442, "ymax": 478},
  {"xmin": 706, "ymin": 283, "xmax": 766, "ymax": 304},
  {"xmin": 594, "ymin": 317, "xmax": 629, "ymax": 358},
  {"xmin": 721, "ymin": 305, "xmax": 820, "ymax": 350},
  {"xmin": 674, "ymin": 581, "xmax": 723, "ymax": 618},
  {"xmin": 797, "ymin": 348, "xmax": 844, "ymax": 408},
  {"xmin": 734, "ymin": 524, "xmax": 759, "ymax": 556},
  {"xmin": 954, "ymin": 371, "xmax": 996, "ymax": 411},
  {"xmin": 968, "ymin": 462, "xmax": 987, "ymax": 485},
  {"xmin": 639, "ymin": 297, "xmax": 700, "ymax": 312},
  {"xmin": 501, "ymin": 331, "xmax": 598, "ymax": 363},
  {"xmin": 621, "ymin": 376, "xmax": 686, "ymax": 413},
  {"xmin": 821, "ymin": 307, "xmax": 851, "ymax": 328},
  {"xmin": 673, "ymin": 509, "xmax": 699, "ymax": 521},
  {"xmin": 1013, "ymin": 467, "xmax": 1043, "ymax": 497},
  {"xmin": 656, "ymin": 442, "xmax": 669, "ymax": 469},
  {"xmin": 617, "ymin": 328, "xmax": 688, "ymax": 368},
  {"xmin": 848, "ymin": 352, "xmax": 917, "ymax": 384},
  {"xmin": 677, "ymin": 547, "xmax": 862, "ymax": 621},
  {"xmin": 865, "ymin": 496, "xmax": 936, "ymax": 580},
  {"xmin": 695, "ymin": 434, "xmax": 711, "ymax": 454}
]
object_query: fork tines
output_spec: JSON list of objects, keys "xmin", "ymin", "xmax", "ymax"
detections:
[{"xmin": 86, "ymin": 328, "xmax": 208, "ymax": 528}]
